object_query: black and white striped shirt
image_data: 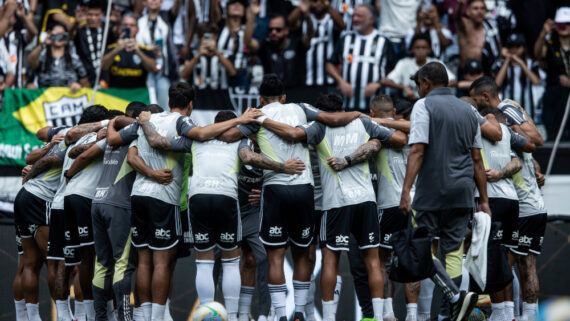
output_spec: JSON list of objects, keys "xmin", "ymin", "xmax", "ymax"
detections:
[
  {"xmin": 217, "ymin": 25, "xmax": 248, "ymax": 71},
  {"xmin": 187, "ymin": 51, "xmax": 229, "ymax": 90},
  {"xmin": 303, "ymin": 14, "xmax": 337, "ymax": 86},
  {"xmin": 329, "ymin": 30, "xmax": 395, "ymax": 111},
  {"xmin": 193, "ymin": 0, "xmax": 212, "ymax": 23}
]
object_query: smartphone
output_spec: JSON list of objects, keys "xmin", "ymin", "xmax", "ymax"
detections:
[{"xmin": 122, "ymin": 27, "xmax": 131, "ymax": 39}]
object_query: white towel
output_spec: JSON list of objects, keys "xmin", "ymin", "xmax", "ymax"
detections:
[{"xmin": 465, "ymin": 211, "xmax": 491, "ymax": 290}]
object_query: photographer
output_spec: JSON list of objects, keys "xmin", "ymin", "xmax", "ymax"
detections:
[
  {"xmin": 180, "ymin": 22, "xmax": 237, "ymax": 90},
  {"xmin": 28, "ymin": 23, "xmax": 89, "ymax": 91}
]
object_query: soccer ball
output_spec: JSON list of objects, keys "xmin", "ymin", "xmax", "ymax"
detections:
[{"xmin": 192, "ymin": 301, "xmax": 228, "ymax": 321}]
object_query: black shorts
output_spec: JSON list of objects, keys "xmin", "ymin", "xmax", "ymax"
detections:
[
  {"xmin": 312, "ymin": 210, "xmax": 323, "ymax": 245},
  {"xmin": 488, "ymin": 198, "xmax": 519, "ymax": 248},
  {"xmin": 14, "ymin": 188, "xmax": 51, "ymax": 238},
  {"xmin": 259, "ymin": 184, "xmax": 314, "ymax": 248},
  {"xmin": 379, "ymin": 206, "xmax": 408, "ymax": 249},
  {"xmin": 47, "ymin": 209, "xmax": 66, "ymax": 261},
  {"xmin": 131, "ymin": 196, "xmax": 181, "ymax": 250},
  {"xmin": 190, "ymin": 194, "xmax": 241, "ymax": 252},
  {"xmin": 15, "ymin": 228, "xmax": 23, "ymax": 255},
  {"xmin": 177, "ymin": 208, "xmax": 192, "ymax": 258},
  {"xmin": 64, "ymin": 195, "xmax": 94, "ymax": 247},
  {"xmin": 512, "ymin": 213, "xmax": 547, "ymax": 256},
  {"xmin": 320, "ymin": 202, "xmax": 380, "ymax": 251}
]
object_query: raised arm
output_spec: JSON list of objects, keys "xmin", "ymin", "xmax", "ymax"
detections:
[
  {"xmin": 244, "ymin": 1, "xmax": 260, "ymax": 51},
  {"xmin": 65, "ymin": 143, "xmax": 104, "ymax": 180},
  {"xmin": 485, "ymin": 157, "xmax": 522, "ymax": 182},
  {"xmin": 26, "ymin": 134, "xmax": 64, "ymax": 165},
  {"xmin": 261, "ymin": 118, "xmax": 307, "ymax": 142},
  {"xmin": 127, "ymin": 146, "xmax": 173, "ymax": 185},
  {"xmin": 238, "ymin": 147, "xmax": 305, "ymax": 174},
  {"xmin": 472, "ymin": 148, "xmax": 491, "ymax": 215},
  {"xmin": 454, "ymin": 0, "xmax": 467, "ymax": 35},
  {"xmin": 327, "ymin": 139, "xmax": 381, "ymax": 171}
]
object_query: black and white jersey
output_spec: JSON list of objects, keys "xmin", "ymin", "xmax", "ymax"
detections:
[
  {"xmin": 217, "ymin": 25, "xmax": 248, "ymax": 70},
  {"xmin": 329, "ymin": 30, "xmax": 396, "ymax": 111},
  {"xmin": 193, "ymin": 0, "xmax": 213, "ymax": 23},
  {"xmin": 302, "ymin": 13, "xmax": 336, "ymax": 86},
  {"xmin": 330, "ymin": 0, "xmax": 372, "ymax": 33},
  {"xmin": 186, "ymin": 51, "xmax": 229, "ymax": 90},
  {"xmin": 2, "ymin": 29, "xmax": 26, "ymax": 88}
]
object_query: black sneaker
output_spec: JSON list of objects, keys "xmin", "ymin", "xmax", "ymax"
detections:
[
  {"xmin": 451, "ymin": 291, "xmax": 478, "ymax": 321},
  {"xmin": 292, "ymin": 312, "xmax": 305, "ymax": 321}
]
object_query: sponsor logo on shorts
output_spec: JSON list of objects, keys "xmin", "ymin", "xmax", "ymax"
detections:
[
  {"xmin": 301, "ymin": 227, "xmax": 311, "ymax": 239},
  {"xmin": 132, "ymin": 227, "xmax": 138, "ymax": 237},
  {"xmin": 335, "ymin": 235, "xmax": 349, "ymax": 246},
  {"xmin": 269, "ymin": 226, "xmax": 282, "ymax": 237},
  {"xmin": 220, "ymin": 232, "xmax": 235, "ymax": 243},
  {"xmin": 512, "ymin": 230, "xmax": 519, "ymax": 241},
  {"xmin": 519, "ymin": 235, "xmax": 533, "ymax": 246},
  {"xmin": 78, "ymin": 226, "xmax": 89, "ymax": 237},
  {"xmin": 383, "ymin": 233, "xmax": 392, "ymax": 243},
  {"xmin": 369, "ymin": 232, "xmax": 375, "ymax": 243},
  {"xmin": 64, "ymin": 247, "xmax": 75, "ymax": 257},
  {"xmin": 155, "ymin": 228, "xmax": 171, "ymax": 240},
  {"xmin": 539, "ymin": 236, "xmax": 544, "ymax": 246},
  {"xmin": 28, "ymin": 224, "xmax": 38, "ymax": 234},
  {"xmin": 494, "ymin": 229, "xmax": 503, "ymax": 241},
  {"xmin": 195, "ymin": 232, "xmax": 209, "ymax": 243},
  {"xmin": 16, "ymin": 235, "xmax": 22, "ymax": 246}
]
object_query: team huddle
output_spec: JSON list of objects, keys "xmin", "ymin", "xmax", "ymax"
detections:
[{"xmin": 12, "ymin": 63, "xmax": 547, "ymax": 321}]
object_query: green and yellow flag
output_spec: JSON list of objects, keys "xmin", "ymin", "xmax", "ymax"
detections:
[{"xmin": 0, "ymin": 87, "xmax": 149, "ymax": 167}]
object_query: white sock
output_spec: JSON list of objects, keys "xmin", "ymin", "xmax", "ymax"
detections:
[
  {"xmin": 333, "ymin": 275, "xmax": 342, "ymax": 306},
  {"xmin": 418, "ymin": 279, "xmax": 435, "ymax": 316},
  {"xmin": 151, "ymin": 303, "xmax": 165, "ymax": 321},
  {"xmin": 133, "ymin": 306, "xmax": 145, "ymax": 321},
  {"xmin": 384, "ymin": 298, "xmax": 395, "ymax": 318},
  {"xmin": 512, "ymin": 268, "xmax": 521, "ymax": 317},
  {"xmin": 164, "ymin": 299, "xmax": 173, "ymax": 321},
  {"xmin": 196, "ymin": 260, "xmax": 215, "ymax": 304},
  {"xmin": 258, "ymin": 316, "xmax": 267, "ymax": 321},
  {"xmin": 522, "ymin": 302, "xmax": 538, "ymax": 321},
  {"xmin": 305, "ymin": 275, "xmax": 316, "ymax": 321},
  {"xmin": 372, "ymin": 298, "xmax": 384, "ymax": 321},
  {"xmin": 142, "ymin": 302, "xmax": 152, "ymax": 321},
  {"xmin": 56, "ymin": 300, "xmax": 73, "ymax": 321},
  {"xmin": 268, "ymin": 284, "xmax": 287, "ymax": 318},
  {"xmin": 15, "ymin": 299, "xmax": 28, "ymax": 321},
  {"xmin": 107, "ymin": 300, "xmax": 116, "ymax": 321},
  {"xmin": 222, "ymin": 257, "xmax": 241, "ymax": 320},
  {"xmin": 75, "ymin": 301, "xmax": 85, "ymax": 321},
  {"xmin": 322, "ymin": 300, "xmax": 336, "ymax": 321},
  {"xmin": 84, "ymin": 300, "xmax": 95, "ymax": 321},
  {"xmin": 406, "ymin": 303, "xmax": 418, "ymax": 321},
  {"xmin": 491, "ymin": 302, "xmax": 505, "ymax": 321},
  {"xmin": 26, "ymin": 303, "xmax": 41, "ymax": 321},
  {"xmin": 504, "ymin": 301, "xmax": 515, "ymax": 321},
  {"xmin": 293, "ymin": 280, "xmax": 310, "ymax": 313},
  {"xmin": 239, "ymin": 286, "xmax": 254, "ymax": 320},
  {"xmin": 417, "ymin": 312, "xmax": 431, "ymax": 321}
]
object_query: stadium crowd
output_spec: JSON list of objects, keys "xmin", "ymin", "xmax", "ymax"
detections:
[{"xmin": 5, "ymin": 0, "xmax": 560, "ymax": 321}]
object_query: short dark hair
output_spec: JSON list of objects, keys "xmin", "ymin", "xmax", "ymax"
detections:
[
  {"xmin": 479, "ymin": 107, "xmax": 505, "ymax": 123},
  {"xmin": 467, "ymin": 0, "xmax": 486, "ymax": 6},
  {"xmin": 315, "ymin": 94, "xmax": 343, "ymax": 112},
  {"xmin": 269, "ymin": 14, "xmax": 288, "ymax": 27},
  {"xmin": 469, "ymin": 76, "xmax": 498, "ymax": 97},
  {"xmin": 78, "ymin": 104, "xmax": 108, "ymax": 124},
  {"xmin": 197, "ymin": 23, "xmax": 220, "ymax": 38},
  {"xmin": 395, "ymin": 99, "xmax": 413, "ymax": 120},
  {"xmin": 86, "ymin": 0, "xmax": 103, "ymax": 10},
  {"xmin": 147, "ymin": 104, "xmax": 164, "ymax": 114},
  {"xmin": 411, "ymin": 62, "xmax": 449, "ymax": 86},
  {"xmin": 215, "ymin": 111, "xmax": 237, "ymax": 123},
  {"xmin": 125, "ymin": 101, "xmax": 147, "ymax": 118},
  {"xmin": 259, "ymin": 74, "xmax": 284, "ymax": 100},
  {"xmin": 409, "ymin": 33, "xmax": 431, "ymax": 51},
  {"xmin": 168, "ymin": 82, "xmax": 195, "ymax": 109},
  {"xmin": 107, "ymin": 109, "xmax": 125, "ymax": 119},
  {"xmin": 356, "ymin": 4, "xmax": 377, "ymax": 18}
]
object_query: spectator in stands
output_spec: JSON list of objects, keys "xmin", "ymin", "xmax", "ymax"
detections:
[
  {"xmin": 378, "ymin": 0, "xmax": 422, "ymax": 59},
  {"xmin": 185, "ymin": 0, "xmax": 222, "ymax": 60},
  {"xmin": 101, "ymin": 13, "xmax": 157, "ymax": 89},
  {"xmin": 28, "ymin": 23, "xmax": 89, "ymax": 91},
  {"xmin": 0, "ymin": 1, "xmax": 37, "ymax": 88},
  {"xmin": 330, "ymin": 0, "xmax": 378, "ymax": 33},
  {"xmin": 534, "ymin": 8, "xmax": 570, "ymax": 141},
  {"xmin": 492, "ymin": 33, "xmax": 541, "ymax": 117},
  {"xmin": 217, "ymin": 0, "xmax": 250, "ymax": 87},
  {"xmin": 74, "ymin": 0, "xmax": 106, "ymax": 87},
  {"xmin": 289, "ymin": 0, "xmax": 344, "ymax": 88},
  {"xmin": 455, "ymin": 0, "xmax": 501, "ymax": 76},
  {"xmin": 406, "ymin": 3, "xmax": 453, "ymax": 62},
  {"xmin": 326, "ymin": 4, "xmax": 395, "ymax": 111},
  {"xmin": 456, "ymin": 59, "xmax": 484, "ymax": 97},
  {"xmin": 0, "ymin": 35, "xmax": 15, "ymax": 91},
  {"xmin": 247, "ymin": 14, "xmax": 310, "ymax": 88},
  {"xmin": 180, "ymin": 22, "xmax": 237, "ymax": 90},
  {"xmin": 137, "ymin": 0, "xmax": 181, "ymax": 109},
  {"xmin": 382, "ymin": 33, "xmax": 455, "ymax": 101}
]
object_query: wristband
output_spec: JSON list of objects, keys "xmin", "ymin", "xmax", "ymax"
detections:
[
  {"xmin": 258, "ymin": 115, "xmax": 268, "ymax": 124},
  {"xmin": 344, "ymin": 155, "xmax": 352, "ymax": 166},
  {"xmin": 100, "ymin": 119, "xmax": 109, "ymax": 128}
]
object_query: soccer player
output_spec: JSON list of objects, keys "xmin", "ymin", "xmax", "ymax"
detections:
[
  {"xmin": 476, "ymin": 107, "xmax": 535, "ymax": 321},
  {"xmin": 257, "ymin": 92, "xmax": 406, "ymax": 321},
  {"xmin": 400, "ymin": 62, "xmax": 490, "ymax": 321}
]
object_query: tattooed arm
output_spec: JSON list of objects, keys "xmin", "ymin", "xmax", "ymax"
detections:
[
  {"xmin": 238, "ymin": 147, "xmax": 305, "ymax": 174},
  {"xmin": 138, "ymin": 119, "xmax": 173, "ymax": 150},
  {"xmin": 66, "ymin": 144, "xmax": 104, "ymax": 181},
  {"xmin": 23, "ymin": 154, "xmax": 63, "ymax": 184},
  {"xmin": 327, "ymin": 139, "xmax": 381, "ymax": 171},
  {"xmin": 65, "ymin": 120, "xmax": 108, "ymax": 145},
  {"xmin": 127, "ymin": 146, "xmax": 173, "ymax": 185},
  {"xmin": 485, "ymin": 157, "xmax": 522, "ymax": 182},
  {"xmin": 68, "ymin": 143, "xmax": 95, "ymax": 159}
]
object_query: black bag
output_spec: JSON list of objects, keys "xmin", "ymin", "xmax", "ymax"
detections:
[
  {"xmin": 389, "ymin": 215, "xmax": 436, "ymax": 283},
  {"xmin": 469, "ymin": 222, "xmax": 514, "ymax": 294}
]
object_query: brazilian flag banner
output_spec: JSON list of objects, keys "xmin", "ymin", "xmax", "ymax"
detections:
[{"xmin": 0, "ymin": 87, "xmax": 149, "ymax": 167}]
